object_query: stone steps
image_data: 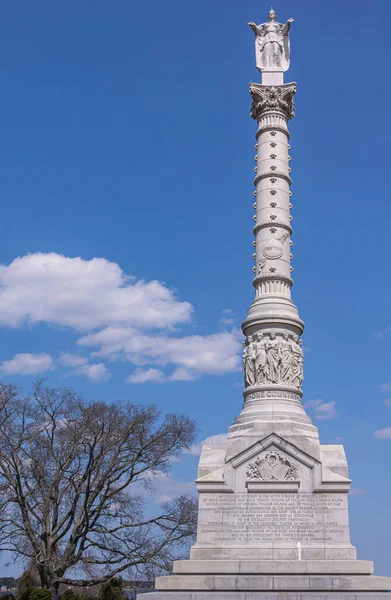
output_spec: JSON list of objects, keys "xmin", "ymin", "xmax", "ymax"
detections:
[
  {"xmin": 140, "ymin": 593, "xmax": 391, "ymax": 600},
  {"xmin": 155, "ymin": 574, "xmax": 391, "ymax": 592},
  {"xmin": 172, "ymin": 560, "xmax": 374, "ymax": 575}
]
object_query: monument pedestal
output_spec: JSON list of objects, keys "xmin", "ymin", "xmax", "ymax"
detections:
[{"xmin": 144, "ymin": 430, "xmax": 391, "ymax": 597}]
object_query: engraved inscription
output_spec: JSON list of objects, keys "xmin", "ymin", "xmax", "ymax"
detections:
[
  {"xmin": 197, "ymin": 493, "xmax": 348, "ymax": 545},
  {"xmin": 246, "ymin": 390, "xmax": 301, "ymax": 402},
  {"xmin": 262, "ymin": 240, "xmax": 283, "ymax": 259}
]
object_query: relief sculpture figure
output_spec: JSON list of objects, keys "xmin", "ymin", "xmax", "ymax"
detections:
[
  {"xmin": 243, "ymin": 335, "xmax": 256, "ymax": 387},
  {"xmin": 249, "ymin": 9, "xmax": 294, "ymax": 72},
  {"xmin": 290, "ymin": 336, "xmax": 304, "ymax": 387},
  {"xmin": 255, "ymin": 333, "xmax": 268, "ymax": 384},
  {"xmin": 265, "ymin": 330, "xmax": 279, "ymax": 383},
  {"xmin": 279, "ymin": 331, "xmax": 293, "ymax": 383}
]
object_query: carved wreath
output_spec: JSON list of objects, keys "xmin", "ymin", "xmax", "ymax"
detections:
[{"xmin": 246, "ymin": 451, "xmax": 299, "ymax": 481}]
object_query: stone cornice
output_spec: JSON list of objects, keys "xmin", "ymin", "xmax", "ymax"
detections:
[
  {"xmin": 256, "ymin": 124, "xmax": 290, "ymax": 138},
  {"xmin": 253, "ymin": 221, "xmax": 292, "ymax": 236},
  {"xmin": 254, "ymin": 170, "xmax": 292, "ymax": 186},
  {"xmin": 250, "ymin": 83, "xmax": 296, "ymax": 121},
  {"xmin": 252, "ymin": 273, "xmax": 294, "ymax": 287}
]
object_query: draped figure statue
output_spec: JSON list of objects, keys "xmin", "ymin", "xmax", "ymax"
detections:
[
  {"xmin": 249, "ymin": 9, "xmax": 293, "ymax": 72},
  {"xmin": 279, "ymin": 332, "xmax": 293, "ymax": 384},
  {"xmin": 265, "ymin": 331, "xmax": 279, "ymax": 383},
  {"xmin": 255, "ymin": 333, "xmax": 268, "ymax": 384},
  {"xmin": 244, "ymin": 335, "xmax": 257, "ymax": 387}
]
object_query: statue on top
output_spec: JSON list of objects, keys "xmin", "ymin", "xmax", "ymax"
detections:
[{"xmin": 249, "ymin": 9, "xmax": 294, "ymax": 73}]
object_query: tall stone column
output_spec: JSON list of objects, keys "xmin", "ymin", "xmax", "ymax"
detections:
[
  {"xmin": 141, "ymin": 10, "xmax": 391, "ymax": 599},
  {"xmin": 235, "ymin": 81, "xmax": 311, "ymax": 433}
]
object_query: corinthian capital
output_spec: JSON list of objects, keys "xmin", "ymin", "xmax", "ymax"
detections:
[{"xmin": 250, "ymin": 83, "xmax": 296, "ymax": 121}]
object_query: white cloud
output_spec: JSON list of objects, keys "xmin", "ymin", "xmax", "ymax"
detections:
[
  {"xmin": 374, "ymin": 427, "xmax": 391, "ymax": 439},
  {"xmin": 0, "ymin": 253, "xmax": 243, "ymax": 385},
  {"xmin": 80, "ymin": 327, "xmax": 242, "ymax": 381},
  {"xmin": 126, "ymin": 368, "xmax": 166, "ymax": 384},
  {"xmin": 220, "ymin": 317, "xmax": 235, "ymax": 327},
  {"xmin": 151, "ymin": 473, "xmax": 196, "ymax": 504},
  {"xmin": 186, "ymin": 433, "xmax": 228, "ymax": 456},
  {"xmin": 126, "ymin": 367, "xmax": 195, "ymax": 384},
  {"xmin": 381, "ymin": 383, "xmax": 391, "ymax": 391},
  {"xmin": 58, "ymin": 353, "xmax": 88, "ymax": 367},
  {"xmin": 305, "ymin": 399, "xmax": 337, "ymax": 420},
  {"xmin": 0, "ymin": 253, "xmax": 192, "ymax": 332},
  {"xmin": 0, "ymin": 352, "xmax": 54, "ymax": 375},
  {"xmin": 170, "ymin": 368, "xmax": 195, "ymax": 381},
  {"xmin": 349, "ymin": 488, "xmax": 367, "ymax": 496},
  {"xmin": 373, "ymin": 327, "xmax": 391, "ymax": 339},
  {"xmin": 220, "ymin": 308, "xmax": 236, "ymax": 328},
  {"xmin": 385, "ymin": 399, "xmax": 391, "ymax": 407},
  {"xmin": 74, "ymin": 363, "xmax": 111, "ymax": 383}
]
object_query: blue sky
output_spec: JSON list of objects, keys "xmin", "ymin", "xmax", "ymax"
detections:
[{"xmin": 0, "ymin": 0, "xmax": 391, "ymax": 578}]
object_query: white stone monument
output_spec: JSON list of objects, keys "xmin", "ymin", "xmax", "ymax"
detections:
[{"xmin": 141, "ymin": 11, "xmax": 391, "ymax": 599}]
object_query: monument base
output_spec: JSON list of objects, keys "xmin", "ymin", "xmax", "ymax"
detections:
[
  {"xmin": 141, "ymin": 594, "xmax": 391, "ymax": 600},
  {"xmin": 138, "ymin": 434, "xmax": 391, "ymax": 599}
]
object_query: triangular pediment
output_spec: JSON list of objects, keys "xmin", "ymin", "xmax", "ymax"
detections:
[{"xmin": 227, "ymin": 433, "xmax": 318, "ymax": 470}]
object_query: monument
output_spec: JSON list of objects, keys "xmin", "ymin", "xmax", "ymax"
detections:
[{"xmin": 142, "ymin": 10, "xmax": 391, "ymax": 599}]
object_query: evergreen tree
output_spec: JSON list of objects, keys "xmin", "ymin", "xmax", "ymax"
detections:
[
  {"xmin": 18, "ymin": 570, "xmax": 38, "ymax": 600},
  {"xmin": 98, "ymin": 578, "xmax": 125, "ymax": 600},
  {"xmin": 61, "ymin": 591, "xmax": 77, "ymax": 600},
  {"xmin": 29, "ymin": 589, "xmax": 52, "ymax": 600}
]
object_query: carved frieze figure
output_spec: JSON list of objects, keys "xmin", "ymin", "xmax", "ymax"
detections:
[
  {"xmin": 279, "ymin": 331, "xmax": 293, "ymax": 383},
  {"xmin": 249, "ymin": 9, "xmax": 294, "ymax": 73},
  {"xmin": 265, "ymin": 330, "xmax": 279, "ymax": 383},
  {"xmin": 243, "ymin": 330, "xmax": 304, "ymax": 389},
  {"xmin": 243, "ymin": 335, "xmax": 256, "ymax": 387},
  {"xmin": 254, "ymin": 333, "xmax": 268, "ymax": 384},
  {"xmin": 246, "ymin": 451, "xmax": 299, "ymax": 481},
  {"xmin": 290, "ymin": 336, "xmax": 304, "ymax": 387}
]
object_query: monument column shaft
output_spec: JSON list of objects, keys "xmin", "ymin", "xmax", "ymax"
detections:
[
  {"xmin": 253, "ymin": 106, "xmax": 293, "ymax": 300},
  {"xmin": 237, "ymin": 83, "xmax": 308, "ymax": 429},
  {"xmin": 244, "ymin": 82, "xmax": 301, "ymax": 334}
]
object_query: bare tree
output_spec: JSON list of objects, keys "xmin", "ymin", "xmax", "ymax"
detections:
[{"xmin": 0, "ymin": 382, "xmax": 197, "ymax": 593}]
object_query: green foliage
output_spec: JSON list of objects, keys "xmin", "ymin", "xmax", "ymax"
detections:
[
  {"xmin": 98, "ymin": 578, "xmax": 125, "ymax": 600},
  {"xmin": 61, "ymin": 591, "xmax": 77, "ymax": 600},
  {"xmin": 18, "ymin": 570, "xmax": 38, "ymax": 600},
  {"xmin": 29, "ymin": 589, "xmax": 52, "ymax": 600}
]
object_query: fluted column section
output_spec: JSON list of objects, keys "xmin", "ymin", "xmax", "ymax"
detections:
[{"xmin": 252, "ymin": 84, "xmax": 295, "ymax": 301}]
